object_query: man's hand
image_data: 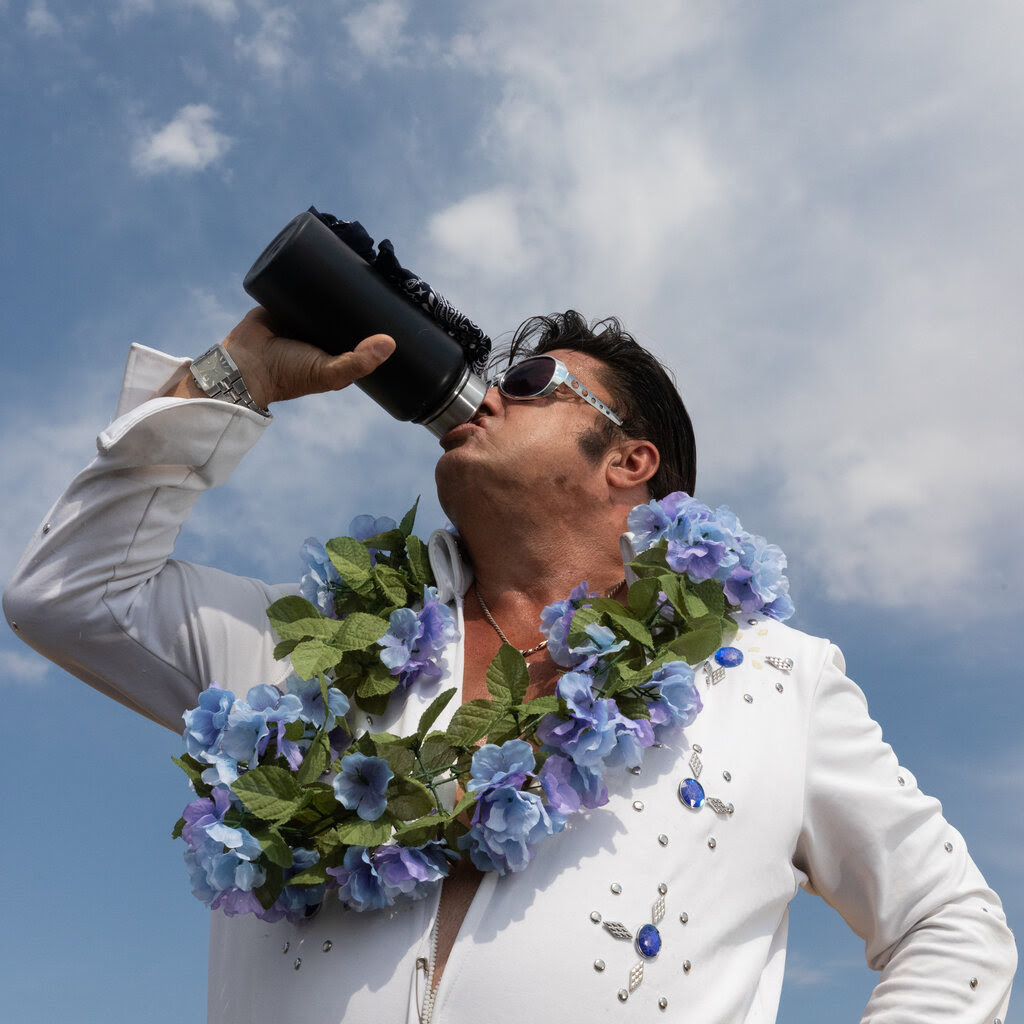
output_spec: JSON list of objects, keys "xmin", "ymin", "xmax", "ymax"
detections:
[{"xmin": 167, "ymin": 307, "xmax": 396, "ymax": 408}]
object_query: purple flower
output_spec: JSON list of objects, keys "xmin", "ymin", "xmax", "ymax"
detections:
[
  {"xmin": 299, "ymin": 538, "xmax": 342, "ymax": 618},
  {"xmin": 539, "ymin": 754, "xmax": 608, "ymax": 815},
  {"xmin": 348, "ymin": 514, "xmax": 398, "ymax": 564},
  {"xmin": 646, "ymin": 661, "xmax": 702, "ymax": 741},
  {"xmin": 459, "ymin": 781, "xmax": 566, "ymax": 874},
  {"xmin": 327, "ymin": 846, "xmax": 390, "ymax": 912},
  {"xmin": 725, "ymin": 535, "xmax": 794, "ymax": 620},
  {"xmin": 183, "ymin": 822, "xmax": 266, "ymax": 913},
  {"xmin": 332, "ymin": 753, "xmax": 394, "ymax": 820},
  {"xmin": 286, "ymin": 675, "xmax": 350, "ymax": 731},
  {"xmin": 378, "ymin": 586, "xmax": 459, "ymax": 689},
  {"xmin": 373, "ymin": 842, "xmax": 454, "ymax": 901},
  {"xmin": 180, "ymin": 785, "xmax": 233, "ymax": 848}
]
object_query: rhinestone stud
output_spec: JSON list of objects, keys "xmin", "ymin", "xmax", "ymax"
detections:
[
  {"xmin": 633, "ymin": 800, "xmax": 645, "ymax": 812},
  {"xmin": 611, "ymin": 882, "xmax": 623, "ymax": 894},
  {"xmin": 682, "ymin": 960, "xmax": 692, "ymax": 973},
  {"xmin": 321, "ymin": 940, "xmax": 333, "ymax": 953},
  {"xmin": 590, "ymin": 911, "xmax": 602, "ymax": 923},
  {"xmin": 658, "ymin": 834, "xmax": 669, "ymax": 847},
  {"xmin": 707, "ymin": 837, "xmax": 717, "ymax": 850},
  {"xmin": 293, "ymin": 958, "xmax": 302, "ymax": 970},
  {"xmin": 970, "ymin": 978, "xmax": 978, "ymax": 989},
  {"xmin": 658, "ymin": 996, "xmax": 668, "ymax": 1010},
  {"xmin": 722, "ymin": 770, "xmax": 732, "ymax": 781},
  {"xmin": 658, "ymin": 882, "xmax": 668, "ymax": 895},
  {"xmin": 679, "ymin": 912, "xmax": 689, "ymax": 924},
  {"xmin": 617, "ymin": 989, "xmax": 629, "ymax": 1002},
  {"xmin": 743, "ymin": 693, "xmax": 754, "ymax": 704},
  {"xmin": 944, "ymin": 842, "xmax": 953, "ymax": 853},
  {"xmin": 594, "ymin": 959, "xmax": 606, "ymax": 972}
]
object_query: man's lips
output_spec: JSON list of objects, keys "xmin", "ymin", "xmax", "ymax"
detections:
[{"xmin": 439, "ymin": 419, "xmax": 483, "ymax": 450}]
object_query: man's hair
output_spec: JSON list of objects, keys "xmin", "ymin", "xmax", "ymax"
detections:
[{"xmin": 502, "ymin": 310, "xmax": 696, "ymax": 498}]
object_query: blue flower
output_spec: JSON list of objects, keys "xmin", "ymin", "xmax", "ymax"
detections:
[
  {"xmin": 183, "ymin": 686, "xmax": 236, "ymax": 760},
  {"xmin": 535, "ymin": 671, "xmax": 622, "ymax": 768},
  {"xmin": 327, "ymin": 846, "xmax": 390, "ymax": 912},
  {"xmin": 180, "ymin": 785, "xmax": 233, "ymax": 848},
  {"xmin": 184, "ymin": 821, "xmax": 266, "ymax": 915},
  {"xmin": 258, "ymin": 848, "xmax": 325, "ymax": 922},
  {"xmin": 467, "ymin": 740, "xmax": 536, "ymax": 792},
  {"xmin": 333, "ymin": 753, "xmax": 394, "ymax": 820},
  {"xmin": 459, "ymin": 781, "xmax": 566, "ymax": 874},
  {"xmin": 299, "ymin": 537, "xmax": 342, "ymax": 618},
  {"xmin": 539, "ymin": 754, "xmax": 608, "ymax": 815},
  {"xmin": 539, "ymin": 582, "xmax": 593, "ymax": 667},
  {"xmin": 378, "ymin": 586, "xmax": 459, "ymax": 688},
  {"xmin": 286, "ymin": 675, "xmax": 350, "ymax": 731},
  {"xmin": 646, "ymin": 661, "xmax": 702, "ymax": 741},
  {"xmin": 373, "ymin": 842, "xmax": 454, "ymax": 901},
  {"xmin": 348, "ymin": 514, "xmax": 398, "ymax": 564},
  {"xmin": 725, "ymin": 534, "xmax": 795, "ymax": 620}
]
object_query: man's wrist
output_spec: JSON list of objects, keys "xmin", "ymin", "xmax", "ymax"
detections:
[{"xmin": 189, "ymin": 344, "xmax": 270, "ymax": 417}]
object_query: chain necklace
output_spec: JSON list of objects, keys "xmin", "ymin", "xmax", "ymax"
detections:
[{"xmin": 475, "ymin": 579, "xmax": 626, "ymax": 657}]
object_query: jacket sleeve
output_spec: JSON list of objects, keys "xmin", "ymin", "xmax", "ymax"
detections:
[
  {"xmin": 3, "ymin": 343, "xmax": 294, "ymax": 732},
  {"xmin": 793, "ymin": 646, "xmax": 1016, "ymax": 1021}
]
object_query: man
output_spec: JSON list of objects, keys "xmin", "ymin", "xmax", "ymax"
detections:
[{"xmin": 4, "ymin": 308, "xmax": 1016, "ymax": 1022}]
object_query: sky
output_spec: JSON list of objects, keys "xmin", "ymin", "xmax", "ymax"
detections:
[{"xmin": 1, "ymin": 1, "xmax": 1022, "ymax": 1020}]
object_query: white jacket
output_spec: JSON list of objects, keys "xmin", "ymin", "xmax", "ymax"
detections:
[{"xmin": 4, "ymin": 344, "xmax": 1015, "ymax": 1023}]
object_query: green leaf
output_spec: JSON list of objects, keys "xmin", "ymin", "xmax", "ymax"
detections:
[
  {"xmin": 267, "ymin": 595, "xmax": 340, "ymax": 641},
  {"xmin": 627, "ymin": 576, "xmax": 662, "ymax": 619},
  {"xmin": 451, "ymin": 789, "xmax": 478, "ymax": 819},
  {"xmin": 373, "ymin": 565, "xmax": 409, "ymax": 606},
  {"xmin": 356, "ymin": 661, "xmax": 400, "ymax": 699},
  {"xmin": 627, "ymin": 545, "xmax": 670, "ymax": 578},
  {"xmin": 256, "ymin": 827, "xmax": 294, "ymax": 868},
  {"xmin": 394, "ymin": 817, "xmax": 444, "ymax": 847},
  {"xmin": 273, "ymin": 638, "xmax": 299, "ymax": 661},
  {"xmin": 334, "ymin": 817, "xmax": 393, "ymax": 846},
  {"xmin": 287, "ymin": 862, "xmax": 329, "ymax": 887},
  {"xmin": 357, "ymin": 692, "xmax": 391, "ymax": 718},
  {"xmin": 590, "ymin": 599, "xmax": 653, "ymax": 648},
  {"xmin": 290, "ymin": 638, "xmax": 346, "ymax": 679},
  {"xmin": 399, "ymin": 498, "xmax": 420, "ymax": 537},
  {"xmin": 377, "ymin": 742, "xmax": 416, "ymax": 777},
  {"xmin": 416, "ymin": 688, "xmax": 457, "ymax": 741},
  {"xmin": 284, "ymin": 719, "xmax": 306, "ymax": 742},
  {"xmin": 171, "ymin": 753, "xmax": 206, "ymax": 788},
  {"xmin": 405, "ymin": 534, "xmax": 432, "ymax": 587},
  {"xmin": 567, "ymin": 606, "xmax": 602, "ymax": 649},
  {"xmin": 616, "ymin": 696, "xmax": 651, "ymax": 720},
  {"xmin": 171, "ymin": 816, "xmax": 185, "ymax": 840},
  {"xmin": 692, "ymin": 577, "xmax": 726, "ymax": 617},
  {"xmin": 517, "ymin": 695, "xmax": 560, "ymax": 716},
  {"xmin": 667, "ymin": 628, "xmax": 722, "ymax": 665},
  {"xmin": 362, "ymin": 528, "xmax": 406, "ymax": 555},
  {"xmin": 295, "ymin": 730, "xmax": 331, "ymax": 785},
  {"xmin": 387, "ymin": 777, "xmax": 436, "ymax": 821},
  {"xmin": 485, "ymin": 712, "xmax": 520, "ymax": 746},
  {"xmin": 446, "ymin": 699, "xmax": 501, "ymax": 747},
  {"xmin": 419, "ymin": 734, "xmax": 457, "ymax": 773},
  {"xmin": 325, "ymin": 536, "xmax": 373, "ymax": 595},
  {"xmin": 231, "ymin": 766, "xmax": 305, "ymax": 824},
  {"xmin": 334, "ymin": 612, "xmax": 391, "ymax": 652},
  {"xmin": 485, "ymin": 644, "xmax": 529, "ymax": 706},
  {"xmin": 254, "ymin": 862, "xmax": 284, "ymax": 910}
]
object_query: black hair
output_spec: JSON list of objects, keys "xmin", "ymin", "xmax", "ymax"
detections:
[{"xmin": 502, "ymin": 311, "xmax": 696, "ymax": 498}]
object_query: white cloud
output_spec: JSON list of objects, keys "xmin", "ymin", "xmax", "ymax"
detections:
[
  {"xmin": 188, "ymin": 0, "xmax": 237, "ymax": 22},
  {"xmin": 428, "ymin": 188, "xmax": 529, "ymax": 277},
  {"xmin": 344, "ymin": 0, "xmax": 409, "ymax": 61},
  {"xmin": 234, "ymin": 7, "xmax": 296, "ymax": 76},
  {"xmin": 131, "ymin": 103, "xmax": 232, "ymax": 175},
  {"xmin": 25, "ymin": 0, "xmax": 60, "ymax": 36},
  {"xmin": 0, "ymin": 647, "xmax": 50, "ymax": 686}
]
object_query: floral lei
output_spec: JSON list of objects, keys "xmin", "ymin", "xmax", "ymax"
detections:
[{"xmin": 174, "ymin": 493, "xmax": 794, "ymax": 920}]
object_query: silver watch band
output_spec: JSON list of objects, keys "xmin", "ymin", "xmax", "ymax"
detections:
[{"xmin": 190, "ymin": 344, "xmax": 270, "ymax": 417}]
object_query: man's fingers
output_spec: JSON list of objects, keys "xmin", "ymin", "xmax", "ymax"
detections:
[{"xmin": 323, "ymin": 334, "xmax": 396, "ymax": 390}]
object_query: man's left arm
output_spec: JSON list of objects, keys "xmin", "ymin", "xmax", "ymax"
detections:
[{"xmin": 793, "ymin": 647, "xmax": 1015, "ymax": 1021}]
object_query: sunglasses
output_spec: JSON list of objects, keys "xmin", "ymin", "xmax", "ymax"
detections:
[{"xmin": 489, "ymin": 355, "xmax": 623, "ymax": 427}]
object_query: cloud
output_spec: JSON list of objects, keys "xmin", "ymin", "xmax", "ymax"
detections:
[
  {"xmin": 0, "ymin": 647, "xmax": 50, "ymax": 686},
  {"xmin": 131, "ymin": 103, "xmax": 233, "ymax": 175},
  {"xmin": 25, "ymin": 0, "xmax": 60, "ymax": 36},
  {"xmin": 344, "ymin": 0, "xmax": 409, "ymax": 61},
  {"xmin": 428, "ymin": 188, "xmax": 528, "ymax": 277},
  {"xmin": 234, "ymin": 7, "xmax": 296, "ymax": 77},
  {"xmin": 188, "ymin": 0, "xmax": 237, "ymax": 22}
]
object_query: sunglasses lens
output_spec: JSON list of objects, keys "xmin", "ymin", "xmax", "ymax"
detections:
[{"xmin": 500, "ymin": 357, "xmax": 556, "ymax": 398}]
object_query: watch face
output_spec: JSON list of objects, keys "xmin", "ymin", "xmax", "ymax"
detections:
[{"xmin": 192, "ymin": 348, "xmax": 233, "ymax": 389}]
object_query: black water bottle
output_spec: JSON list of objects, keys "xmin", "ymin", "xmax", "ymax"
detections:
[{"xmin": 243, "ymin": 212, "xmax": 488, "ymax": 436}]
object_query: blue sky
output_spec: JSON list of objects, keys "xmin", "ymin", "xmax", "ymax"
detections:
[{"xmin": 2, "ymin": 1, "xmax": 1022, "ymax": 1020}]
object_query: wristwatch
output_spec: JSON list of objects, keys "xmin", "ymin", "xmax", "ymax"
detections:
[{"xmin": 190, "ymin": 344, "xmax": 270, "ymax": 416}]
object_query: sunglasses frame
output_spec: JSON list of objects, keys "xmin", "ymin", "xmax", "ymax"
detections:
[{"xmin": 489, "ymin": 355, "xmax": 624, "ymax": 427}]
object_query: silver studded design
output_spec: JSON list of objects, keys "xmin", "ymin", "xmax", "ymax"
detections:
[
  {"xmin": 293, "ymin": 958, "xmax": 302, "ymax": 970},
  {"xmin": 603, "ymin": 921, "xmax": 633, "ymax": 941},
  {"xmin": 629, "ymin": 962, "xmax": 645, "ymax": 991},
  {"xmin": 679, "ymin": 912, "xmax": 688, "ymax": 924},
  {"xmin": 653, "ymin": 896, "xmax": 666, "ymax": 924},
  {"xmin": 743, "ymin": 693, "xmax": 754, "ymax": 703},
  {"xmin": 321, "ymin": 940, "xmax": 333, "ymax": 953},
  {"xmin": 765, "ymin": 656, "xmax": 794, "ymax": 672},
  {"xmin": 722, "ymin": 770, "xmax": 732, "ymax": 781},
  {"xmin": 944, "ymin": 842, "xmax": 954, "ymax": 853},
  {"xmin": 689, "ymin": 751, "xmax": 703, "ymax": 776},
  {"xmin": 706, "ymin": 797, "xmax": 734, "ymax": 815},
  {"xmin": 594, "ymin": 959, "xmax": 606, "ymax": 972},
  {"xmin": 42, "ymin": 523, "xmax": 51, "ymax": 534},
  {"xmin": 747, "ymin": 618, "xmax": 758, "ymax": 625},
  {"xmin": 618, "ymin": 989, "xmax": 629, "ymax": 1002},
  {"xmin": 898, "ymin": 776, "xmax": 906, "ymax": 786},
  {"xmin": 590, "ymin": 911, "xmax": 602, "ymax": 923},
  {"xmin": 970, "ymin": 978, "xmax": 979, "ymax": 989},
  {"xmin": 707, "ymin": 837, "xmax": 717, "ymax": 849},
  {"xmin": 658, "ymin": 996, "xmax": 668, "ymax": 1010},
  {"xmin": 657, "ymin": 882, "xmax": 668, "ymax": 896},
  {"xmin": 706, "ymin": 665, "xmax": 726, "ymax": 685},
  {"xmin": 633, "ymin": 800, "xmax": 645, "ymax": 812},
  {"xmin": 692, "ymin": 743, "xmax": 702, "ymax": 754},
  {"xmin": 680, "ymin": 743, "xmax": 735, "ymax": 817},
  {"xmin": 611, "ymin": 882, "xmax": 623, "ymax": 894},
  {"xmin": 682, "ymin": 960, "xmax": 692, "ymax": 972},
  {"xmin": 282, "ymin": 942, "xmax": 290, "ymax": 954},
  {"xmin": 658, "ymin": 834, "xmax": 669, "ymax": 846},
  {"xmin": 775, "ymin": 682, "xmax": 784, "ymax": 693}
]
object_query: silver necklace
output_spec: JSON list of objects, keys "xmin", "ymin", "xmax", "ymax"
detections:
[{"xmin": 475, "ymin": 579, "xmax": 626, "ymax": 657}]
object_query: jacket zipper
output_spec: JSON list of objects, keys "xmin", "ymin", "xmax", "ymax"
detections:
[{"xmin": 417, "ymin": 898, "xmax": 441, "ymax": 1024}]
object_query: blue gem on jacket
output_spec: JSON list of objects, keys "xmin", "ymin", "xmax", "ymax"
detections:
[
  {"xmin": 678, "ymin": 777, "xmax": 706, "ymax": 808},
  {"xmin": 636, "ymin": 923, "xmax": 662, "ymax": 959},
  {"xmin": 714, "ymin": 645, "xmax": 744, "ymax": 667}
]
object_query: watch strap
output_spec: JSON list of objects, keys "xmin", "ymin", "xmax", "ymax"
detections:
[{"xmin": 190, "ymin": 344, "xmax": 270, "ymax": 417}]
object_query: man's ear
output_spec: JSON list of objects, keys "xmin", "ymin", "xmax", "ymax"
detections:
[{"xmin": 606, "ymin": 438, "xmax": 660, "ymax": 492}]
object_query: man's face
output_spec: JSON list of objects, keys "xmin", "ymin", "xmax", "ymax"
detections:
[{"xmin": 434, "ymin": 348, "xmax": 620, "ymax": 526}]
